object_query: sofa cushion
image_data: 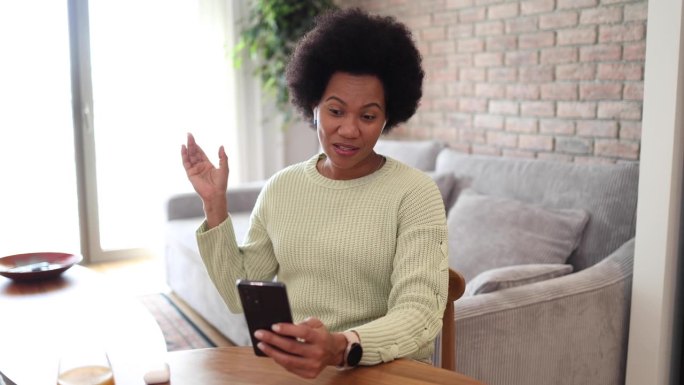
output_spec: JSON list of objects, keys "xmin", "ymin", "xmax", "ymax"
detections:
[
  {"xmin": 464, "ymin": 263, "xmax": 574, "ymax": 296},
  {"xmin": 375, "ymin": 139, "xmax": 444, "ymax": 171},
  {"xmin": 426, "ymin": 171, "xmax": 457, "ymax": 208},
  {"xmin": 166, "ymin": 214, "xmax": 252, "ymax": 264},
  {"xmin": 448, "ymin": 189, "xmax": 589, "ymax": 282},
  {"xmin": 165, "ymin": 214, "xmax": 254, "ymax": 346},
  {"xmin": 435, "ymin": 149, "xmax": 639, "ymax": 271}
]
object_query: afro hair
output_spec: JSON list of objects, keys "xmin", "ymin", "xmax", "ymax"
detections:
[{"xmin": 286, "ymin": 8, "xmax": 424, "ymax": 132}]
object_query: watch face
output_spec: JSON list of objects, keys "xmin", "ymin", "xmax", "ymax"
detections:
[{"xmin": 347, "ymin": 343, "xmax": 363, "ymax": 367}]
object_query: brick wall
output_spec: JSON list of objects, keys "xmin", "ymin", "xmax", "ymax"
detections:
[{"xmin": 338, "ymin": 0, "xmax": 647, "ymax": 163}]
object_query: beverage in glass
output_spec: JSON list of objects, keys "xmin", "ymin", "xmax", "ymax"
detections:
[{"xmin": 57, "ymin": 349, "xmax": 115, "ymax": 385}]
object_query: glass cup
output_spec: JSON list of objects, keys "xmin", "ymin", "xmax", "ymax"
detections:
[{"xmin": 57, "ymin": 348, "xmax": 115, "ymax": 385}]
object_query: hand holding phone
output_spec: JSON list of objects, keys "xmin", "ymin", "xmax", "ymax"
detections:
[{"xmin": 236, "ymin": 279, "xmax": 294, "ymax": 356}]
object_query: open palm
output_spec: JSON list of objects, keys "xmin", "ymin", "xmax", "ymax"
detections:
[{"xmin": 181, "ymin": 133, "xmax": 229, "ymax": 203}]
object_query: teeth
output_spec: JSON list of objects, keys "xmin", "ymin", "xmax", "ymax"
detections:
[{"xmin": 336, "ymin": 144, "xmax": 356, "ymax": 150}]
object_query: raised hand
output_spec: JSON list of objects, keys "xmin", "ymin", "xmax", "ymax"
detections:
[
  {"xmin": 253, "ymin": 317, "xmax": 348, "ymax": 379},
  {"xmin": 181, "ymin": 133, "xmax": 229, "ymax": 228}
]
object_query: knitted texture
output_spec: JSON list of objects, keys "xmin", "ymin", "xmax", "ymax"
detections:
[{"xmin": 197, "ymin": 154, "xmax": 448, "ymax": 365}]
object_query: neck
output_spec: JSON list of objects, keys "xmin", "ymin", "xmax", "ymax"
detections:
[{"xmin": 317, "ymin": 154, "xmax": 385, "ymax": 180}]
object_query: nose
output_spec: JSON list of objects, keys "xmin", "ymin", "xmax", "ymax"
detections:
[{"xmin": 337, "ymin": 115, "xmax": 361, "ymax": 138}]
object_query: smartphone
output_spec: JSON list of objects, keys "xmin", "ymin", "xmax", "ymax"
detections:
[{"xmin": 236, "ymin": 279, "xmax": 294, "ymax": 356}]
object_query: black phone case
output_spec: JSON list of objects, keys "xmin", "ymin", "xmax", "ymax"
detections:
[{"xmin": 237, "ymin": 280, "xmax": 294, "ymax": 356}]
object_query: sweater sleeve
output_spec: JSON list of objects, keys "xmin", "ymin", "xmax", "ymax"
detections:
[
  {"xmin": 352, "ymin": 179, "xmax": 449, "ymax": 365},
  {"xmin": 196, "ymin": 191, "xmax": 278, "ymax": 314}
]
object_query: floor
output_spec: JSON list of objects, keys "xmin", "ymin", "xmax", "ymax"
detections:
[
  {"xmin": 88, "ymin": 254, "xmax": 170, "ymax": 296},
  {"xmin": 87, "ymin": 254, "xmax": 234, "ymax": 347}
]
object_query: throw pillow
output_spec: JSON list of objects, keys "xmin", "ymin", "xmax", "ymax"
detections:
[
  {"xmin": 448, "ymin": 189, "xmax": 589, "ymax": 282},
  {"xmin": 426, "ymin": 171, "xmax": 456, "ymax": 208},
  {"xmin": 464, "ymin": 264, "xmax": 574, "ymax": 296}
]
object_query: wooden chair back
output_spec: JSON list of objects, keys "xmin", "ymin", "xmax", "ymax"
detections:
[{"xmin": 441, "ymin": 268, "xmax": 466, "ymax": 371}]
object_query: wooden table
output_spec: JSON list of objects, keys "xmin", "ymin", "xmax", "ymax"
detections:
[
  {"xmin": 166, "ymin": 347, "xmax": 485, "ymax": 385},
  {"xmin": 0, "ymin": 265, "xmax": 167, "ymax": 384}
]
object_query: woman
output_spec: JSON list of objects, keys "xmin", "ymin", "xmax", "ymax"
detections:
[{"xmin": 181, "ymin": 8, "xmax": 448, "ymax": 379}]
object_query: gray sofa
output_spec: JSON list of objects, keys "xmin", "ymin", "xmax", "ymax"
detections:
[{"xmin": 165, "ymin": 140, "xmax": 639, "ymax": 385}]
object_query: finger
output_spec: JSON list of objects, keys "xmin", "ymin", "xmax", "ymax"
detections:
[
  {"xmin": 181, "ymin": 143, "xmax": 203, "ymax": 172},
  {"xmin": 257, "ymin": 342, "xmax": 320, "ymax": 379},
  {"xmin": 181, "ymin": 144, "xmax": 187, "ymax": 155},
  {"xmin": 256, "ymin": 330, "xmax": 309, "ymax": 357},
  {"xmin": 186, "ymin": 133, "xmax": 196, "ymax": 158},
  {"xmin": 186, "ymin": 133, "xmax": 209, "ymax": 162},
  {"xmin": 272, "ymin": 323, "xmax": 312, "ymax": 341},
  {"xmin": 181, "ymin": 144, "xmax": 190, "ymax": 168},
  {"xmin": 298, "ymin": 317, "xmax": 324, "ymax": 329},
  {"xmin": 274, "ymin": 320, "xmax": 324, "ymax": 344}
]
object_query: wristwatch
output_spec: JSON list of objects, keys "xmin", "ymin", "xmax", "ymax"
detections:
[{"xmin": 339, "ymin": 331, "xmax": 363, "ymax": 369}]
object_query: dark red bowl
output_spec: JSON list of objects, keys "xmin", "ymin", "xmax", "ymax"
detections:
[{"xmin": 0, "ymin": 252, "xmax": 82, "ymax": 281}]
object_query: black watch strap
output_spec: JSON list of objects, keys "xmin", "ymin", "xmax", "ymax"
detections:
[
  {"xmin": 345, "ymin": 342, "xmax": 363, "ymax": 367},
  {"xmin": 337, "ymin": 332, "xmax": 363, "ymax": 370}
]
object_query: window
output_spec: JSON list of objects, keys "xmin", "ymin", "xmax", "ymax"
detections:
[
  {"xmin": 87, "ymin": 0, "xmax": 240, "ymax": 258},
  {"xmin": 0, "ymin": 2, "xmax": 80, "ymax": 256},
  {"xmin": 0, "ymin": 0, "xmax": 244, "ymax": 261}
]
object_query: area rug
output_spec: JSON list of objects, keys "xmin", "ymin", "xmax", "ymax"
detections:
[{"xmin": 139, "ymin": 293, "xmax": 216, "ymax": 351}]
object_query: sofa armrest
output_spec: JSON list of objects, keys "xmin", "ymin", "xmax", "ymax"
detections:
[
  {"xmin": 166, "ymin": 180, "xmax": 266, "ymax": 220},
  {"xmin": 452, "ymin": 239, "xmax": 635, "ymax": 385}
]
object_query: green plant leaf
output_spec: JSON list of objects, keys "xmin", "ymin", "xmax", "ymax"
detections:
[{"xmin": 233, "ymin": 0, "xmax": 338, "ymax": 129}]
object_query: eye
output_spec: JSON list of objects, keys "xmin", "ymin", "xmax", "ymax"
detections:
[
  {"xmin": 362, "ymin": 114, "xmax": 376, "ymax": 122},
  {"xmin": 327, "ymin": 107, "xmax": 343, "ymax": 117}
]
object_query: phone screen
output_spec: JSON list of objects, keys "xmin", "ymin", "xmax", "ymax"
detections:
[{"xmin": 236, "ymin": 279, "xmax": 294, "ymax": 356}]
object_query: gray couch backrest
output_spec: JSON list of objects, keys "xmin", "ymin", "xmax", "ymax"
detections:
[
  {"xmin": 375, "ymin": 139, "xmax": 445, "ymax": 171},
  {"xmin": 435, "ymin": 149, "xmax": 640, "ymax": 271}
]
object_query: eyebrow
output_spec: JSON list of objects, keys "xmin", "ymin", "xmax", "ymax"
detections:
[{"xmin": 324, "ymin": 96, "xmax": 385, "ymax": 112}]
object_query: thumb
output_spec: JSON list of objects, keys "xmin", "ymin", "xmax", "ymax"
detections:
[{"xmin": 218, "ymin": 145, "xmax": 228, "ymax": 171}]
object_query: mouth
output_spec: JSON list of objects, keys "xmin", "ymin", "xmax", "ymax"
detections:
[{"xmin": 332, "ymin": 143, "xmax": 360, "ymax": 156}]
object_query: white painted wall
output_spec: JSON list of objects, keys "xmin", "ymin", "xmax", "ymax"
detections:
[
  {"xmin": 626, "ymin": 1, "xmax": 684, "ymax": 384},
  {"xmin": 283, "ymin": 120, "xmax": 320, "ymax": 167},
  {"xmin": 239, "ymin": 94, "xmax": 319, "ymax": 181}
]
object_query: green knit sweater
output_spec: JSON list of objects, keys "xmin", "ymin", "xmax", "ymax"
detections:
[{"xmin": 197, "ymin": 153, "xmax": 448, "ymax": 365}]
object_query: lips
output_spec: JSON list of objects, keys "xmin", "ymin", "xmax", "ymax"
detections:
[{"xmin": 333, "ymin": 143, "xmax": 360, "ymax": 156}]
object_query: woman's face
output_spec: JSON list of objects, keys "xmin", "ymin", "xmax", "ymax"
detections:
[{"xmin": 315, "ymin": 72, "xmax": 386, "ymax": 180}]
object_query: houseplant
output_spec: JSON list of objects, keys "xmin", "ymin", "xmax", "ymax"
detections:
[{"xmin": 234, "ymin": 0, "xmax": 338, "ymax": 126}]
